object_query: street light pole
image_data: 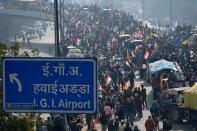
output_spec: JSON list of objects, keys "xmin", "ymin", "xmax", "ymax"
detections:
[
  {"xmin": 60, "ymin": 0, "xmax": 65, "ymax": 42},
  {"xmin": 54, "ymin": 0, "xmax": 60, "ymax": 57},
  {"xmin": 142, "ymin": 0, "xmax": 145, "ymax": 20},
  {"xmin": 170, "ymin": 0, "xmax": 172, "ymax": 29}
]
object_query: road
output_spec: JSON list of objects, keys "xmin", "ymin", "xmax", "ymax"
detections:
[
  {"xmin": 17, "ymin": 23, "xmax": 55, "ymax": 57},
  {"xmin": 82, "ymin": 73, "xmax": 196, "ymax": 131},
  {"xmin": 15, "ymin": 23, "xmax": 197, "ymax": 131}
]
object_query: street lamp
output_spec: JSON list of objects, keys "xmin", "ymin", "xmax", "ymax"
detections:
[
  {"xmin": 142, "ymin": 0, "xmax": 145, "ymax": 20},
  {"xmin": 170, "ymin": 0, "xmax": 172, "ymax": 29}
]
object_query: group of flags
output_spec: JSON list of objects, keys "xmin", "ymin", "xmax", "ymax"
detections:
[
  {"xmin": 99, "ymin": 74, "xmax": 131, "ymax": 92},
  {"xmin": 176, "ymin": 39, "xmax": 188, "ymax": 46},
  {"xmin": 175, "ymin": 32, "xmax": 191, "ymax": 46}
]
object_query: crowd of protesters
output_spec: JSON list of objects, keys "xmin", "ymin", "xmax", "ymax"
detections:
[{"xmin": 35, "ymin": 3, "xmax": 197, "ymax": 131}]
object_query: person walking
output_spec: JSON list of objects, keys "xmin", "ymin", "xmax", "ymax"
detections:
[
  {"xmin": 39, "ymin": 33, "xmax": 42, "ymax": 40},
  {"xmin": 108, "ymin": 119, "xmax": 115, "ymax": 131},
  {"xmin": 163, "ymin": 119, "xmax": 172, "ymax": 131},
  {"xmin": 118, "ymin": 120, "xmax": 125, "ymax": 131},
  {"xmin": 124, "ymin": 97, "xmax": 130, "ymax": 120},
  {"xmin": 152, "ymin": 114, "xmax": 159, "ymax": 130},
  {"xmin": 145, "ymin": 116, "xmax": 155, "ymax": 131},
  {"xmin": 129, "ymin": 70, "xmax": 135, "ymax": 90},
  {"xmin": 150, "ymin": 100, "xmax": 160, "ymax": 118},
  {"xmin": 75, "ymin": 118, "xmax": 83, "ymax": 131},
  {"xmin": 124, "ymin": 122, "xmax": 132, "ymax": 131},
  {"xmin": 115, "ymin": 103, "xmax": 125, "ymax": 121},
  {"xmin": 128, "ymin": 96, "xmax": 136, "ymax": 126},
  {"xmin": 137, "ymin": 87, "xmax": 142, "ymax": 98},
  {"xmin": 86, "ymin": 114, "xmax": 92, "ymax": 131},
  {"xmin": 92, "ymin": 119, "xmax": 97, "ymax": 131},
  {"xmin": 136, "ymin": 96, "xmax": 143, "ymax": 118},
  {"xmin": 100, "ymin": 111, "xmax": 108, "ymax": 131},
  {"xmin": 141, "ymin": 85, "xmax": 147, "ymax": 109},
  {"xmin": 46, "ymin": 117, "xmax": 54, "ymax": 131},
  {"xmin": 104, "ymin": 103, "xmax": 112, "ymax": 122},
  {"xmin": 133, "ymin": 125, "xmax": 140, "ymax": 131},
  {"xmin": 53, "ymin": 117, "xmax": 65, "ymax": 131},
  {"xmin": 114, "ymin": 116, "xmax": 120, "ymax": 131}
]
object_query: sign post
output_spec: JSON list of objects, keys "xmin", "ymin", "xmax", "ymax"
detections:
[{"xmin": 3, "ymin": 58, "xmax": 97, "ymax": 114}]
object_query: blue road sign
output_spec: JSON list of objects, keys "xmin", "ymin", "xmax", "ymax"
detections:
[{"xmin": 3, "ymin": 58, "xmax": 97, "ymax": 113}]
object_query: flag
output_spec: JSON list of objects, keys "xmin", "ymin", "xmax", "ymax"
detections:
[
  {"xmin": 182, "ymin": 39, "xmax": 187, "ymax": 45},
  {"xmin": 131, "ymin": 51, "xmax": 135, "ymax": 58},
  {"xmin": 99, "ymin": 83, "xmax": 107, "ymax": 94},
  {"xmin": 126, "ymin": 61, "xmax": 130, "ymax": 68},
  {"xmin": 75, "ymin": 21, "xmax": 81, "ymax": 28},
  {"xmin": 144, "ymin": 50, "xmax": 149, "ymax": 59},
  {"xmin": 133, "ymin": 32, "xmax": 143, "ymax": 39},
  {"xmin": 135, "ymin": 45, "xmax": 139, "ymax": 52},
  {"xmin": 154, "ymin": 42, "xmax": 158, "ymax": 52},
  {"xmin": 176, "ymin": 39, "xmax": 181, "ymax": 46},
  {"xmin": 76, "ymin": 38, "xmax": 81, "ymax": 46},
  {"xmin": 150, "ymin": 49, "xmax": 155, "ymax": 57},
  {"xmin": 123, "ymin": 81, "xmax": 130, "ymax": 91},
  {"xmin": 149, "ymin": 32, "xmax": 155, "ymax": 38},
  {"xmin": 116, "ymin": 79, "xmax": 120, "ymax": 86},
  {"xmin": 105, "ymin": 75, "xmax": 113, "ymax": 87},
  {"xmin": 109, "ymin": 79, "xmax": 113, "ymax": 87},
  {"xmin": 127, "ymin": 49, "xmax": 132, "ymax": 60}
]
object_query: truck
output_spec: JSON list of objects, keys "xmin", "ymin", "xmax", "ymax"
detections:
[{"xmin": 160, "ymin": 84, "xmax": 197, "ymax": 123}]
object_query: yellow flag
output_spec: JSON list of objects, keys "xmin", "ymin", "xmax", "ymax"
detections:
[
  {"xmin": 182, "ymin": 40, "xmax": 187, "ymax": 45},
  {"xmin": 116, "ymin": 79, "xmax": 119, "ymax": 86}
]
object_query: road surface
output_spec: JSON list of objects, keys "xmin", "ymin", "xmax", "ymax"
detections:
[
  {"xmin": 17, "ymin": 23, "xmax": 55, "ymax": 57},
  {"xmin": 16, "ymin": 23, "xmax": 197, "ymax": 131},
  {"xmin": 82, "ymin": 73, "xmax": 196, "ymax": 131}
]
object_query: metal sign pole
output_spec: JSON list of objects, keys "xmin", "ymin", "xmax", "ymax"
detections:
[{"xmin": 54, "ymin": 0, "xmax": 60, "ymax": 57}]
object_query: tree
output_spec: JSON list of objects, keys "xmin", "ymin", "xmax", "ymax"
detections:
[
  {"xmin": 0, "ymin": 112, "xmax": 35, "ymax": 131},
  {"xmin": 10, "ymin": 42, "xmax": 20, "ymax": 56},
  {"xmin": 0, "ymin": 42, "xmax": 40, "ymax": 131},
  {"xmin": 0, "ymin": 42, "xmax": 7, "ymax": 56}
]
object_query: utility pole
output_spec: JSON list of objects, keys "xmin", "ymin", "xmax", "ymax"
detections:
[
  {"xmin": 170, "ymin": 0, "xmax": 172, "ymax": 29},
  {"xmin": 60, "ymin": 0, "xmax": 65, "ymax": 43},
  {"xmin": 54, "ymin": 0, "xmax": 68, "ymax": 130},
  {"xmin": 54, "ymin": 0, "xmax": 60, "ymax": 57},
  {"xmin": 142, "ymin": 0, "xmax": 145, "ymax": 20}
]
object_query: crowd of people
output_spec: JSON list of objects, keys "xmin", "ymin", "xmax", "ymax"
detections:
[{"xmin": 34, "ymin": 3, "xmax": 197, "ymax": 131}]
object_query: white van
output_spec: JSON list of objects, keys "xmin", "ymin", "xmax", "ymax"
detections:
[{"xmin": 66, "ymin": 46, "xmax": 84, "ymax": 58}]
